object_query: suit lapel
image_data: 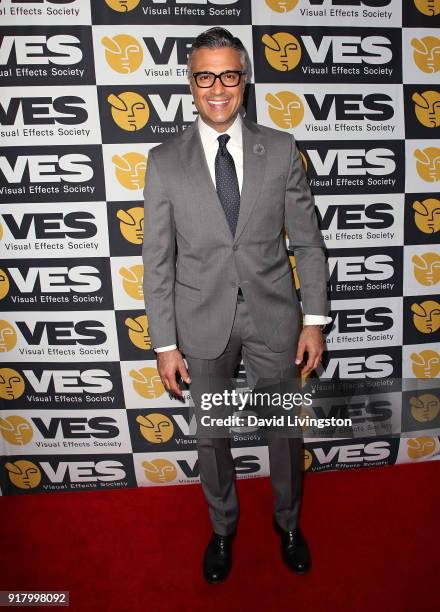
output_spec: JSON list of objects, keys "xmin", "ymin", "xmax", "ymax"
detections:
[
  {"xmin": 181, "ymin": 120, "xmax": 232, "ymax": 240},
  {"xmin": 234, "ymin": 119, "xmax": 267, "ymax": 241}
]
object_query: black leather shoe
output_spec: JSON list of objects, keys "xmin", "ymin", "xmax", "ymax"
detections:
[
  {"xmin": 273, "ymin": 518, "xmax": 311, "ymax": 574},
  {"xmin": 203, "ymin": 531, "xmax": 235, "ymax": 584}
]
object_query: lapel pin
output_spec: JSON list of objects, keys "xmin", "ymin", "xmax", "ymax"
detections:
[{"xmin": 253, "ymin": 143, "xmax": 265, "ymax": 156}]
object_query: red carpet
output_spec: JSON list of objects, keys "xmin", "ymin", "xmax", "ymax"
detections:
[{"xmin": 1, "ymin": 461, "xmax": 438, "ymax": 612}]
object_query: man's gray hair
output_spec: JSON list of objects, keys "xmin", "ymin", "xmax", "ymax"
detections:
[{"xmin": 187, "ymin": 27, "xmax": 252, "ymax": 83}]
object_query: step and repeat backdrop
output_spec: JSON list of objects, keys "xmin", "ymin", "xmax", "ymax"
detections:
[{"xmin": 0, "ymin": 0, "xmax": 439, "ymax": 495}]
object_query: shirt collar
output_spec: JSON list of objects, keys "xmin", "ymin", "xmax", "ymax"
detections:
[{"xmin": 198, "ymin": 113, "xmax": 242, "ymax": 147}]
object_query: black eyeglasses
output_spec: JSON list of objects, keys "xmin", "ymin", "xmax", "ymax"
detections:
[{"xmin": 191, "ymin": 70, "xmax": 246, "ymax": 88}]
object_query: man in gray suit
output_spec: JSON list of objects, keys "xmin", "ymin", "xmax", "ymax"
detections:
[{"xmin": 143, "ymin": 27, "xmax": 330, "ymax": 583}]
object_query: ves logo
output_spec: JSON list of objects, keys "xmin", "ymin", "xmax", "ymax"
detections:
[
  {"xmin": 102, "ymin": 35, "xmax": 143, "ymax": 74},
  {"xmin": 262, "ymin": 33, "xmax": 302, "ymax": 71},
  {"xmin": 411, "ymin": 300, "xmax": 440, "ymax": 333},
  {"xmin": 116, "ymin": 207, "xmax": 144, "ymax": 243},
  {"xmin": 410, "ymin": 350, "xmax": 440, "ymax": 378},
  {"xmin": 108, "ymin": 92, "xmax": 149, "ymax": 131},
  {"xmin": 413, "ymin": 147, "xmax": 440, "ymax": 182},
  {"xmin": 125, "ymin": 314, "xmax": 151, "ymax": 350},
  {"xmin": 119, "ymin": 265, "xmax": 143, "ymax": 299},
  {"xmin": 265, "ymin": 0, "xmax": 299, "ymax": 12},
  {"xmin": 105, "ymin": 0, "xmax": 141, "ymax": 11},
  {"xmin": 0, "ymin": 416, "xmax": 33, "ymax": 445},
  {"xmin": 265, "ymin": 91, "xmax": 304, "ymax": 128},
  {"xmin": 409, "ymin": 394, "xmax": 440, "ymax": 422},
  {"xmin": 414, "ymin": 0, "xmax": 440, "ymax": 17},
  {"xmin": 5, "ymin": 460, "xmax": 41, "ymax": 489},
  {"xmin": 130, "ymin": 367, "xmax": 165, "ymax": 398},
  {"xmin": 136, "ymin": 413, "xmax": 174, "ymax": 443},
  {"xmin": 142, "ymin": 458, "xmax": 176, "ymax": 483},
  {"xmin": 113, "ymin": 155, "xmax": 147, "ymax": 190},
  {"xmin": 0, "ymin": 320, "xmax": 16, "ymax": 351},
  {"xmin": 406, "ymin": 436, "xmax": 437, "ymax": 459},
  {"xmin": 411, "ymin": 37, "xmax": 440, "ymax": 73},
  {"xmin": 0, "ymin": 368, "xmax": 25, "ymax": 400},
  {"xmin": 412, "ymin": 252, "xmax": 440, "ymax": 285},
  {"xmin": 412, "ymin": 91, "xmax": 440, "ymax": 128},
  {"xmin": 412, "ymin": 198, "xmax": 440, "ymax": 233}
]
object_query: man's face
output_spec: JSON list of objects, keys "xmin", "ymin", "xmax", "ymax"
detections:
[{"xmin": 189, "ymin": 47, "xmax": 246, "ymax": 132}]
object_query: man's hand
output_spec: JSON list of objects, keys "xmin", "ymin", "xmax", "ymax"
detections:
[
  {"xmin": 157, "ymin": 348, "xmax": 191, "ymax": 399},
  {"xmin": 295, "ymin": 325, "xmax": 324, "ymax": 376}
]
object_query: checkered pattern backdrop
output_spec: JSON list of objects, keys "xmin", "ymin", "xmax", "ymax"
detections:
[{"xmin": 0, "ymin": 0, "xmax": 439, "ymax": 495}]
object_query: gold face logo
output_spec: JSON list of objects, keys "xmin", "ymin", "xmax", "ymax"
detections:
[
  {"xmin": 0, "ymin": 368, "xmax": 25, "ymax": 400},
  {"xmin": 5, "ymin": 460, "xmax": 41, "ymax": 489},
  {"xmin": 116, "ymin": 206, "xmax": 144, "ymax": 244},
  {"xmin": 414, "ymin": 0, "xmax": 440, "ymax": 16},
  {"xmin": 0, "ymin": 416, "xmax": 33, "ymax": 445},
  {"xmin": 265, "ymin": 0, "xmax": 299, "ymax": 12},
  {"xmin": 412, "ymin": 91, "xmax": 440, "ymax": 128},
  {"xmin": 409, "ymin": 394, "xmax": 440, "ymax": 422},
  {"xmin": 105, "ymin": 0, "xmax": 140, "ymax": 12},
  {"xmin": 303, "ymin": 449, "xmax": 312, "ymax": 471},
  {"xmin": 108, "ymin": 92, "xmax": 149, "ymax": 131},
  {"xmin": 130, "ymin": 367, "xmax": 165, "ymax": 399},
  {"xmin": 262, "ymin": 32, "xmax": 301, "ymax": 71},
  {"xmin": 0, "ymin": 320, "xmax": 16, "ymax": 352},
  {"xmin": 0, "ymin": 268, "xmax": 10, "ymax": 300},
  {"xmin": 410, "ymin": 349, "xmax": 440, "ymax": 378},
  {"xmin": 413, "ymin": 198, "xmax": 440, "ymax": 233},
  {"xmin": 414, "ymin": 147, "xmax": 440, "ymax": 182},
  {"xmin": 288, "ymin": 255, "xmax": 300, "ymax": 289},
  {"xmin": 102, "ymin": 35, "xmax": 143, "ymax": 74},
  {"xmin": 112, "ymin": 153, "xmax": 147, "ymax": 190},
  {"xmin": 411, "ymin": 300, "xmax": 440, "ymax": 333},
  {"xmin": 411, "ymin": 36, "xmax": 440, "ymax": 73},
  {"xmin": 142, "ymin": 458, "xmax": 177, "ymax": 483},
  {"xmin": 265, "ymin": 91, "xmax": 304, "ymax": 128},
  {"xmin": 136, "ymin": 413, "xmax": 174, "ymax": 443},
  {"xmin": 119, "ymin": 265, "xmax": 143, "ymax": 300},
  {"xmin": 125, "ymin": 314, "xmax": 151, "ymax": 350},
  {"xmin": 411, "ymin": 252, "xmax": 440, "ymax": 286},
  {"xmin": 406, "ymin": 436, "xmax": 436, "ymax": 459}
]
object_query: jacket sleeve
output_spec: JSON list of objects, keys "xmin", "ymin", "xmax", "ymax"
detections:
[
  {"xmin": 284, "ymin": 135, "xmax": 329, "ymax": 317},
  {"xmin": 142, "ymin": 149, "xmax": 177, "ymax": 348}
]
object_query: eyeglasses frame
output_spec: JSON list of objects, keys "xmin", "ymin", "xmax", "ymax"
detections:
[{"xmin": 191, "ymin": 70, "xmax": 247, "ymax": 88}]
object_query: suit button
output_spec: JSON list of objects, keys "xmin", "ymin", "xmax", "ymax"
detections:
[{"xmin": 233, "ymin": 245, "xmax": 239, "ymax": 251}]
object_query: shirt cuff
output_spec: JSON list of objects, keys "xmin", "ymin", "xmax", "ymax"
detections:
[
  {"xmin": 303, "ymin": 314, "xmax": 332, "ymax": 326},
  {"xmin": 154, "ymin": 344, "xmax": 177, "ymax": 353}
]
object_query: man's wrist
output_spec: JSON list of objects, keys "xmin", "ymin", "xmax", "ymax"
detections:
[
  {"xmin": 155, "ymin": 344, "xmax": 177, "ymax": 353},
  {"xmin": 303, "ymin": 314, "xmax": 332, "ymax": 330}
]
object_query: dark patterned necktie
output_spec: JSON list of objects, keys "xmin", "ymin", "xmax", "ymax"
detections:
[{"xmin": 215, "ymin": 134, "xmax": 240, "ymax": 236}]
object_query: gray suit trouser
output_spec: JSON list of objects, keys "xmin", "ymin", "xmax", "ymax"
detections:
[{"xmin": 185, "ymin": 293, "xmax": 304, "ymax": 536}]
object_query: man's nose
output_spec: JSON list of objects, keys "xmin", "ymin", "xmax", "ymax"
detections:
[{"xmin": 212, "ymin": 77, "xmax": 226, "ymax": 95}]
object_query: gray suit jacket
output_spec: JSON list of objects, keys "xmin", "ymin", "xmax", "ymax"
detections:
[{"xmin": 142, "ymin": 117, "xmax": 328, "ymax": 360}]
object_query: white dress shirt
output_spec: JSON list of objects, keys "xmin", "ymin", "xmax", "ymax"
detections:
[{"xmin": 155, "ymin": 115, "xmax": 331, "ymax": 352}]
